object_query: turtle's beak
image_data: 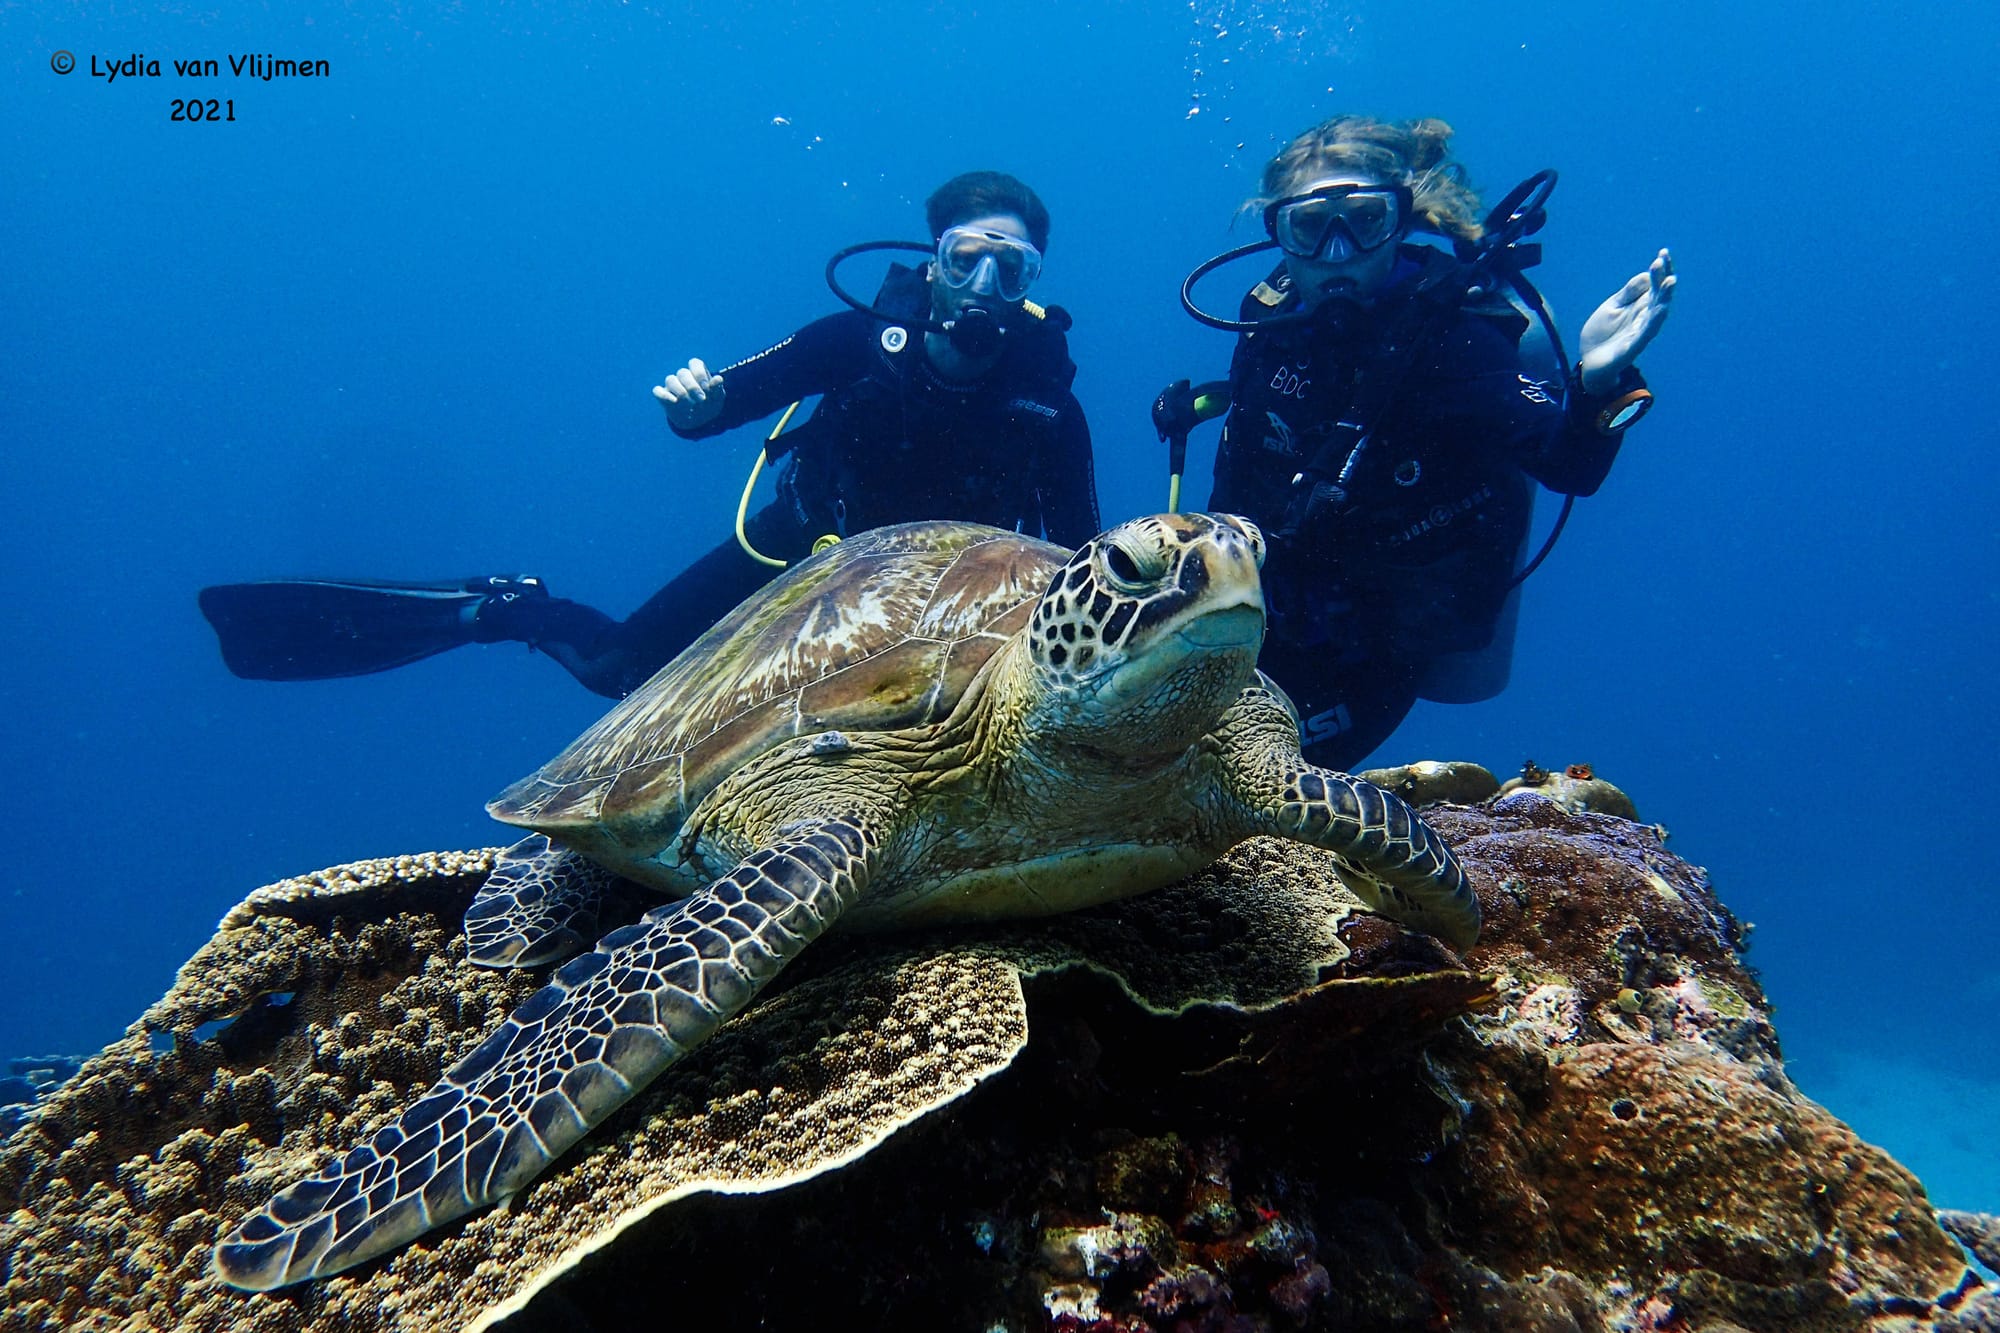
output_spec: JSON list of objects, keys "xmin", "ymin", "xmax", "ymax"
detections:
[{"xmin": 1177, "ymin": 601, "xmax": 1264, "ymax": 651}]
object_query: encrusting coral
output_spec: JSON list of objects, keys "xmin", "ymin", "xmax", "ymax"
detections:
[
  {"xmin": 1, "ymin": 769, "xmax": 1989, "ymax": 1332},
  {"xmin": 1939, "ymin": 1212, "xmax": 2000, "ymax": 1273},
  {"xmin": 0, "ymin": 818, "xmax": 1486, "ymax": 1331},
  {"xmin": 1496, "ymin": 758, "xmax": 1642, "ymax": 820}
]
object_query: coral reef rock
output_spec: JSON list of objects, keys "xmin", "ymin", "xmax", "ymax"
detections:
[
  {"xmin": 1497, "ymin": 759, "xmax": 1641, "ymax": 821},
  {"xmin": 1359, "ymin": 758, "xmax": 1502, "ymax": 807},
  {"xmin": 1, "ymin": 775, "xmax": 1987, "ymax": 1332},
  {"xmin": 1940, "ymin": 1211, "xmax": 2000, "ymax": 1273},
  {"xmin": 0, "ymin": 1054, "xmax": 83, "ymax": 1139}
]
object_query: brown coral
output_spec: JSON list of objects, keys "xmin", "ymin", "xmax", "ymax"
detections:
[
  {"xmin": 1449, "ymin": 1040, "xmax": 1961, "ymax": 1309},
  {"xmin": 0, "ymin": 829, "xmax": 1491, "ymax": 1333},
  {"xmin": 0, "ymin": 780, "xmax": 1983, "ymax": 1333}
]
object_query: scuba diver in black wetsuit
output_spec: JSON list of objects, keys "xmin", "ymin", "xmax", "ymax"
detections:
[
  {"xmin": 1154, "ymin": 115, "xmax": 1675, "ymax": 770},
  {"xmin": 200, "ymin": 171, "xmax": 1101, "ymax": 699}
]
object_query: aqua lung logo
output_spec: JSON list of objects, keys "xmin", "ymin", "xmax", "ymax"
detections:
[
  {"xmin": 881, "ymin": 326, "xmax": 908, "ymax": 353},
  {"xmin": 1388, "ymin": 484, "xmax": 1494, "ymax": 546}
]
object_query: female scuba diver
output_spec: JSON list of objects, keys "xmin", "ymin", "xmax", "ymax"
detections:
[
  {"xmin": 200, "ymin": 171, "xmax": 1100, "ymax": 699},
  {"xmin": 1155, "ymin": 115, "xmax": 1674, "ymax": 769}
]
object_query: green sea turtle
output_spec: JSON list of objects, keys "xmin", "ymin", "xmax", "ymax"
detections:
[{"xmin": 213, "ymin": 512, "xmax": 1477, "ymax": 1291}]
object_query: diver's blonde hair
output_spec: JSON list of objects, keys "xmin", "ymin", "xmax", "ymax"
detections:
[{"xmin": 1253, "ymin": 115, "xmax": 1485, "ymax": 243}]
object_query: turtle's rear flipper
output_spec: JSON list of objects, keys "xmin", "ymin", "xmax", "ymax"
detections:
[
  {"xmin": 464, "ymin": 834, "xmax": 623, "ymax": 968},
  {"xmin": 211, "ymin": 816, "xmax": 880, "ymax": 1291}
]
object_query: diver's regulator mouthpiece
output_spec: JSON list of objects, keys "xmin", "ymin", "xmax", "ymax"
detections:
[{"xmin": 943, "ymin": 306, "xmax": 1004, "ymax": 358}]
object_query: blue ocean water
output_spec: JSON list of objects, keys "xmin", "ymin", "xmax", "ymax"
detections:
[{"xmin": 2, "ymin": 0, "xmax": 1993, "ymax": 1213}]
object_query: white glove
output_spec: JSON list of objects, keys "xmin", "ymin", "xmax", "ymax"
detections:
[
  {"xmin": 652, "ymin": 357, "xmax": 727, "ymax": 431},
  {"xmin": 1577, "ymin": 249, "xmax": 1676, "ymax": 396}
]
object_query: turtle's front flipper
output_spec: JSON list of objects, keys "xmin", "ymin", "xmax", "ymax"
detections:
[
  {"xmin": 464, "ymin": 833, "xmax": 622, "ymax": 967},
  {"xmin": 1213, "ymin": 685, "xmax": 1478, "ymax": 949},
  {"xmin": 212, "ymin": 816, "xmax": 881, "ymax": 1291}
]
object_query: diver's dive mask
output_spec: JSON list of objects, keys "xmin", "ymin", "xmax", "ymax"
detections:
[
  {"xmin": 1264, "ymin": 183, "xmax": 1414, "ymax": 261},
  {"xmin": 825, "ymin": 234, "xmax": 1049, "ymax": 358},
  {"xmin": 934, "ymin": 225, "xmax": 1043, "ymax": 303}
]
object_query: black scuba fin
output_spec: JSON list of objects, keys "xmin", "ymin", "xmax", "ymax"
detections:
[{"xmin": 197, "ymin": 577, "xmax": 540, "ymax": 681}]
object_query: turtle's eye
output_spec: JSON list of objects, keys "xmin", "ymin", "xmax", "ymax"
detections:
[{"xmin": 1102, "ymin": 542, "xmax": 1147, "ymax": 590}]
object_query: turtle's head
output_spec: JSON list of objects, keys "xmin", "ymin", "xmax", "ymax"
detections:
[{"xmin": 1026, "ymin": 513, "xmax": 1266, "ymax": 751}]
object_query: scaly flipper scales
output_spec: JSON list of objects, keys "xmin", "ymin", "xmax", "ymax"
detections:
[
  {"xmin": 463, "ymin": 833, "xmax": 621, "ymax": 968},
  {"xmin": 212, "ymin": 816, "xmax": 880, "ymax": 1291},
  {"xmin": 1215, "ymin": 684, "xmax": 1479, "ymax": 949}
]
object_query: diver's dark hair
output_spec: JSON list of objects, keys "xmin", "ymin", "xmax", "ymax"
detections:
[
  {"xmin": 1254, "ymin": 115, "xmax": 1485, "ymax": 243},
  {"xmin": 926, "ymin": 171, "xmax": 1051, "ymax": 251}
]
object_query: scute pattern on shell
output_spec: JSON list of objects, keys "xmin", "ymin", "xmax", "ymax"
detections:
[{"xmin": 492, "ymin": 522, "xmax": 1068, "ymax": 830}]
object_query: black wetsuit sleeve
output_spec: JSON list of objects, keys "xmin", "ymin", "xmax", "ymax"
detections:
[
  {"xmin": 1545, "ymin": 364, "xmax": 1649, "ymax": 493},
  {"xmin": 1433, "ymin": 316, "xmax": 1634, "ymax": 498},
  {"xmin": 1036, "ymin": 394, "xmax": 1101, "ymax": 547},
  {"xmin": 668, "ymin": 309, "xmax": 878, "ymax": 441}
]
